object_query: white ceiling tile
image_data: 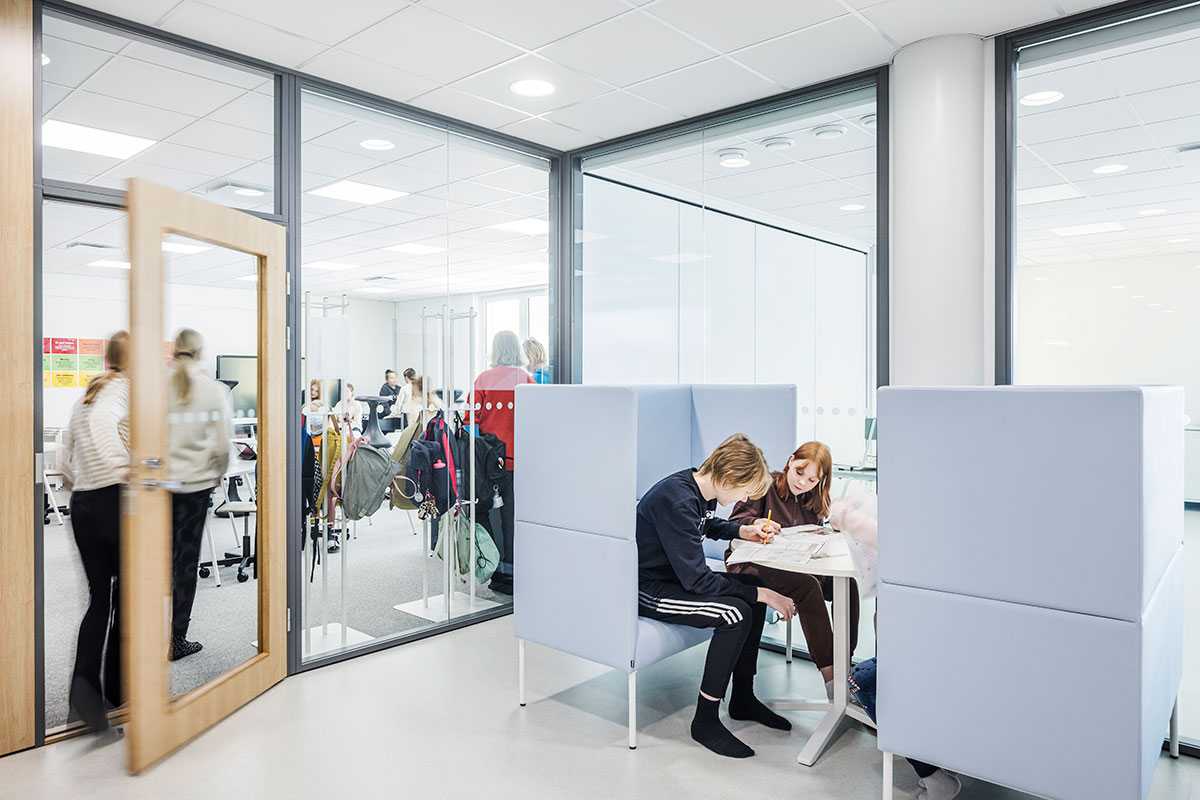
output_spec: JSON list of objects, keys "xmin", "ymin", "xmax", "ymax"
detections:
[
  {"xmin": 428, "ymin": 180, "xmax": 520, "ymax": 206},
  {"xmin": 735, "ymin": 16, "xmax": 892, "ymax": 89},
  {"xmin": 42, "ymin": 15, "xmax": 130, "ymax": 52},
  {"xmin": 131, "ymin": 142, "xmax": 252, "ymax": 178},
  {"xmin": 407, "ymin": 88, "xmax": 529, "ymax": 130},
  {"xmin": 42, "ymin": 82, "xmax": 72, "ymax": 114},
  {"xmin": 471, "ymin": 164, "xmax": 550, "ymax": 194},
  {"xmin": 1101, "ymin": 35, "xmax": 1200, "ymax": 95},
  {"xmin": 301, "ymin": 143, "xmax": 381, "ymax": 179},
  {"xmin": 80, "ymin": 56, "xmax": 246, "ymax": 117},
  {"xmin": 159, "ymin": 1, "xmax": 327, "ymax": 69},
  {"xmin": 208, "ymin": 92, "xmax": 275, "ymax": 134},
  {"xmin": 228, "ymin": 160, "xmax": 276, "ymax": 189},
  {"xmin": 1016, "ymin": 60, "xmax": 1118, "ymax": 113},
  {"xmin": 91, "ymin": 160, "xmax": 213, "ymax": 193},
  {"xmin": 169, "ymin": 119, "xmax": 275, "ymax": 160},
  {"xmin": 500, "ymin": 117, "xmax": 599, "ymax": 150},
  {"xmin": 340, "ymin": 5, "xmax": 523, "ymax": 84},
  {"xmin": 1124, "ymin": 82, "xmax": 1200, "ymax": 125},
  {"xmin": 303, "ymin": 216, "xmax": 386, "ymax": 244},
  {"xmin": 60, "ymin": 0, "xmax": 179, "ymax": 26},
  {"xmin": 629, "ymin": 59, "xmax": 776, "ymax": 118},
  {"xmin": 299, "ymin": 50, "xmax": 438, "ymax": 104},
  {"xmin": 863, "ymin": 0, "xmax": 1060, "ymax": 46},
  {"xmin": 1028, "ymin": 126, "xmax": 1157, "ymax": 165},
  {"xmin": 46, "ymin": 90, "xmax": 196, "ymax": 140},
  {"xmin": 120, "ymin": 40, "xmax": 267, "ymax": 90},
  {"xmin": 539, "ymin": 13, "xmax": 712, "ymax": 87},
  {"xmin": 449, "ymin": 55, "xmax": 611, "ymax": 115},
  {"xmin": 1143, "ymin": 115, "xmax": 1200, "ymax": 152},
  {"xmin": 196, "ymin": 0, "xmax": 405, "ymax": 45},
  {"xmin": 41, "ymin": 36, "xmax": 112, "ymax": 88},
  {"xmin": 422, "ymin": 0, "xmax": 629, "ymax": 50},
  {"xmin": 1016, "ymin": 97, "xmax": 1142, "ymax": 145},
  {"xmin": 308, "ymin": 120, "xmax": 444, "ymax": 164},
  {"xmin": 803, "ymin": 147, "xmax": 877, "ymax": 180},
  {"xmin": 548, "ymin": 91, "xmax": 683, "ymax": 141},
  {"xmin": 42, "ymin": 147, "xmax": 119, "ymax": 182},
  {"xmin": 646, "ymin": 0, "xmax": 847, "ymax": 52}
]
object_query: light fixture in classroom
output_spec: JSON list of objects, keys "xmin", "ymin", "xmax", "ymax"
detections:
[
  {"xmin": 234, "ymin": 187, "xmax": 265, "ymax": 197},
  {"xmin": 309, "ymin": 180, "xmax": 409, "ymax": 205},
  {"xmin": 859, "ymin": 114, "xmax": 877, "ymax": 129},
  {"xmin": 387, "ymin": 242, "xmax": 445, "ymax": 254},
  {"xmin": 41, "ymin": 53, "xmax": 50, "ymax": 66},
  {"xmin": 304, "ymin": 261, "xmax": 358, "ymax": 271},
  {"xmin": 1138, "ymin": 208, "xmax": 1168, "ymax": 216},
  {"xmin": 88, "ymin": 259, "xmax": 130, "ymax": 269},
  {"xmin": 812, "ymin": 124, "xmax": 846, "ymax": 139},
  {"xmin": 717, "ymin": 148, "xmax": 750, "ymax": 168},
  {"xmin": 488, "ymin": 218, "xmax": 549, "ymax": 236},
  {"xmin": 509, "ymin": 79, "xmax": 555, "ymax": 97},
  {"xmin": 760, "ymin": 136, "xmax": 794, "ymax": 152},
  {"xmin": 1020, "ymin": 90, "xmax": 1064, "ymax": 107},
  {"xmin": 1017, "ymin": 183, "xmax": 1083, "ymax": 205},
  {"xmin": 360, "ymin": 138, "xmax": 395, "ymax": 151},
  {"xmin": 839, "ymin": 203, "xmax": 866, "ymax": 212},
  {"xmin": 1092, "ymin": 163, "xmax": 1128, "ymax": 175},
  {"xmin": 1051, "ymin": 222, "xmax": 1124, "ymax": 236},
  {"xmin": 42, "ymin": 119, "xmax": 155, "ymax": 160},
  {"xmin": 161, "ymin": 241, "xmax": 211, "ymax": 255}
]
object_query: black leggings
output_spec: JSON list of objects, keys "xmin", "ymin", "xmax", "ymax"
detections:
[
  {"xmin": 70, "ymin": 485, "xmax": 123, "ymax": 711},
  {"xmin": 171, "ymin": 488, "xmax": 213, "ymax": 638},
  {"xmin": 638, "ymin": 573, "xmax": 765, "ymax": 698}
]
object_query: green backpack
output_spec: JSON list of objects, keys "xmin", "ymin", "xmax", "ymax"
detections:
[
  {"xmin": 388, "ymin": 416, "xmax": 424, "ymax": 510},
  {"xmin": 435, "ymin": 509, "xmax": 500, "ymax": 585}
]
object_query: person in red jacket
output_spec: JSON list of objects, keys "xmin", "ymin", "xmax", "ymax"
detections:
[{"xmin": 471, "ymin": 330, "xmax": 533, "ymax": 594}]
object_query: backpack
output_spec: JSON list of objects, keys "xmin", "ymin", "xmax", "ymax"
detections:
[
  {"xmin": 331, "ymin": 437, "xmax": 398, "ymax": 521},
  {"xmin": 388, "ymin": 416, "xmax": 424, "ymax": 510},
  {"xmin": 473, "ymin": 432, "xmax": 506, "ymax": 502},
  {"xmin": 435, "ymin": 507, "xmax": 500, "ymax": 585},
  {"xmin": 422, "ymin": 411, "xmax": 459, "ymax": 513}
]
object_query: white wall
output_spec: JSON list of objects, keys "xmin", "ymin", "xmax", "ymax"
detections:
[{"xmin": 582, "ymin": 176, "xmax": 872, "ymax": 463}]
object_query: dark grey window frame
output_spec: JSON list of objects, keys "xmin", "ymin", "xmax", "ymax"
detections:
[{"xmin": 996, "ymin": 0, "xmax": 1200, "ymax": 760}]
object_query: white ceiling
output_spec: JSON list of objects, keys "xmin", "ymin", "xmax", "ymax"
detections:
[
  {"xmin": 1014, "ymin": 16, "xmax": 1200, "ymax": 271},
  {"xmin": 66, "ymin": 0, "xmax": 1120, "ymax": 151}
]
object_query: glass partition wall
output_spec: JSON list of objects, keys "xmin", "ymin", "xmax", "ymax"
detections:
[
  {"xmin": 1004, "ymin": 2, "xmax": 1200, "ymax": 745},
  {"xmin": 574, "ymin": 78, "xmax": 883, "ymax": 660}
]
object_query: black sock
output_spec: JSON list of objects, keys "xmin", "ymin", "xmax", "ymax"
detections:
[
  {"xmin": 728, "ymin": 676, "xmax": 791, "ymax": 731},
  {"xmin": 690, "ymin": 695, "xmax": 754, "ymax": 758}
]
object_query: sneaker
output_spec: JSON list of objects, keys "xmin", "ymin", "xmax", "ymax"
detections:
[
  {"xmin": 916, "ymin": 770, "xmax": 962, "ymax": 800},
  {"xmin": 169, "ymin": 634, "xmax": 204, "ymax": 661},
  {"xmin": 325, "ymin": 530, "xmax": 340, "ymax": 554},
  {"xmin": 69, "ymin": 675, "xmax": 109, "ymax": 733}
]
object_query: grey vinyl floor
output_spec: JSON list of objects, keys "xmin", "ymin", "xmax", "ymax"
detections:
[{"xmin": 3, "ymin": 613, "xmax": 1199, "ymax": 800}]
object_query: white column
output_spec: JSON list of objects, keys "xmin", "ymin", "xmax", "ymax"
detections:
[{"xmin": 890, "ymin": 35, "xmax": 991, "ymax": 386}]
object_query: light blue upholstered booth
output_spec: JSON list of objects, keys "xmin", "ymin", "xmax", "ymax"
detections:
[
  {"xmin": 876, "ymin": 386, "xmax": 1185, "ymax": 800},
  {"xmin": 513, "ymin": 384, "xmax": 796, "ymax": 748}
]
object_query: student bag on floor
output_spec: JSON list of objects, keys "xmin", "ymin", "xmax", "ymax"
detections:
[{"xmin": 435, "ymin": 507, "xmax": 500, "ymax": 585}]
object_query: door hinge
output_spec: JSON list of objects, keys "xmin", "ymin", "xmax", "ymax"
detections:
[
  {"xmin": 286, "ymin": 271, "xmax": 292, "ymax": 296},
  {"xmin": 286, "ymin": 325, "xmax": 292, "ymax": 351},
  {"xmin": 34, "ymin": 452, "xmax": 44, "ymax": 482},
  {"xmin": 287, "ymin": 607, "xmax": 292, "ymax": 632}
]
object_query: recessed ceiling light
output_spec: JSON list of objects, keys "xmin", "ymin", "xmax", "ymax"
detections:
[
  {"xmin": 1020, "ymin": 90, "xmax": 1064, "ymax": 107},
  {"xmin": 1148, "ymin": 302, "xmax": 1163, "ymax": 309},
  {"xmin": 489, "ymin": 218, "xmax": 549, "ymax": 236},
  {"xmin": 859, "ymin": 114, "xmax": 877, "ymax": 129},
  {"xmin": 760, "ymin": 137, "xmax": 794, "ymax": 152},
  {"xmin": 41, "ymin": 53, "xmax": 50, "ymax": 66},
  {"xmin": 840, "ymin": 203, "xmax": 866, "ymax": 212},
  {"xmin": 1168, "ymin": 237, "xmax": 1191, "ymax": 244},
  {"xmin": 304, "ymin": 261, "xmax": 358, "ymax": 271},
  {"xmin": 1051, "ymin": 222, "xmax": 1124, "ymax": 236},
  {"xmin": 161, "ymin": 241, "xmax": 211, "ymax": 255},
  {"xmin": 43, "ymin": 119, "xmax": 155, "ymax": 160},
  {"xmin": 88, "ymin": 259, "xmax": 130, "ymax": 269},
  {"xmin": 717, "ymin": 148, "xmax": 750, "ymax": 168},
  {"xmin": 1017, "ymin": 184, "xmax": 1084, "ymax": 205},
  {"xmin": 234, "ymin": 187, "xmax": 265, "ymax": 197},
  {"xmin": 309, "ymin": 180, "xmax": 409, "ymax": 205},
  {"xmin": 1138, "ymin": 208, "xmax": 1168, "ymax": 216},
  {"xmin": 360, "ymin": 138, "xmax": 395, "ymax": 151},
  {"xmin": 387, "ymin": 243, "xmax": 445, "ymax": 255},
  {"xmin": 237, "ymin": 274, "xmax": 258, "ymax": 282},
  {"xmin": 509, "ymin": 79, "xmax": 555, "ymax": 98},
  {"xmin": 812, "ymin": 124, "xmax": 846, "ymax": 140},
  {"xmin": 1092, "ymin": 163, "xmax": 1128, "ymax": 175},
  {"xmin": 1132, "ymin": 294, "xmax": 1145, "ymax": 299}
]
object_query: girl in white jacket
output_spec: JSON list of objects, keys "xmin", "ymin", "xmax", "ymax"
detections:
[{"xmin": 167, "ymin": 329, "xmax": 233, "ymax": 661}]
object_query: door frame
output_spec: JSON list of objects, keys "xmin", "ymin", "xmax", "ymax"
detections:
[{"xmin": 124, "ymin": 179, "xmax": 287, "ymax": 773}]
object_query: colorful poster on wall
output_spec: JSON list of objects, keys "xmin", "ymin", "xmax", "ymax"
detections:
[
  {"xmin": 43, "ymin": 338, "xmax": 51, "ymax": 353},
  {"xmin": 52, "ymin": 372, "xmax": 78, "ymax": 388},
  {"xmin": 51, "ymin": 337, "xmax": 78, "ymax": 355},
  {"xmin": 78, "ymin": 355, "xmax": 103, "ymax": 372},
  {"xmin": 78, "ymin": 338, "xmax": 104, "ymax": 357},
  {"xmin": 51, "ymin": 354, "xmax": 77, "ymax": 372},
  {"xmin": 78, "ymin": 372, "xmax": 101, "ymax": 386}
]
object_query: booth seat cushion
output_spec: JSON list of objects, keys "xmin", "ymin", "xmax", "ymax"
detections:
[
  {"xmin": 690, "ymin": 384, "xmax": 798, "ymax": 468},
  {"xmin": 635, "ymin": 385, "xmax": 694, "ymax": 499},
  {"xmin": 635, "ymin": 618, "xmax": 712, "ymax": 670}
]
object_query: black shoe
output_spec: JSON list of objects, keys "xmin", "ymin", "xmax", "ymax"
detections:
[
  {"xmin": 70, "ymin": 675, "xmax": 109, "ymax": 733},
  {"xmin": 488, "ymin": 576, "xmax": 513, "ymax": 595},
  {"xmin": 170, "ymin": 634, "xmax": 203, "ymax": 661},
  {"xmin": 326, "ymin": 530, "xmax": 340, "ymax": 554}
]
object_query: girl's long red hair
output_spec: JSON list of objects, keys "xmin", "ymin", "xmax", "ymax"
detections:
[{"xmin": 773, "ymin": 441, "xmax": 832, "ymax": 519}]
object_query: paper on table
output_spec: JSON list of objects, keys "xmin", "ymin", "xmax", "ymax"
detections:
[{"xmin": 726, "ymin": 529, "xmax": 828, "ymax": 567}]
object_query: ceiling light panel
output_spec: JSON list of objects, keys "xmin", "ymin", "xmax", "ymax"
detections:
[
  {"xmin": 43, "ymin": 119, "xmax": 156, "ymax": 159},
  {"xmin": 1051, "ymin": 222, "xmax": 1125, "ymax": 236},
  {"xmin": 308, "ymin": 180, "xmax": 409, "ymax": 205}
]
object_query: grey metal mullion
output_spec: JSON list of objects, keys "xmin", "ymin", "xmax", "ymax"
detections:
[
  {"xmin": 1005, "ymin": 0, "xmax": 1196, "ymax": 49},
  {"xmin": 994, "ymin": 37, "xmax": 1015, "ymax": 386},
  {"xmin": 32, "ymin": 0, "xmax": 47, "ymax": 750},
  {"xmin": 549, "ymin": 153, "xmax": 576, "ymax": 384},
  {"xmin": 875, "ymin": 66, "xmax": 890, "ymax": 390}
]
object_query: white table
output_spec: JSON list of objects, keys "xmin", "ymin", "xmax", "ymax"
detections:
[{"xmin": 752, "ymin": 533, "xmax": 872, "ymax": 766}]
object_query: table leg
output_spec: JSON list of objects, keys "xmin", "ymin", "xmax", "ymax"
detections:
[
  {"xmin": 797, "ymin": 575, "xmax": 850, "ymax": 766},
  {"xmin": 882, "ymin": 751, "xmax": 894, "ymax": 800}
]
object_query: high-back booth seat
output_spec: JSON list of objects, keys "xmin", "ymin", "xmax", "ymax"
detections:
[
  {"xmin": 513, "ymin": 384, "xmax": 796, "ymax": 748},
  {"xmin": 876, "ymin": 386, "xmax": 1185, "ymax": 800}
]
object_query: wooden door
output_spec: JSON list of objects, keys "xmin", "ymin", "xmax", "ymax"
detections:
[{"xmin": 124, "ymin": 179, "xmax": 287, "ymax": 773}]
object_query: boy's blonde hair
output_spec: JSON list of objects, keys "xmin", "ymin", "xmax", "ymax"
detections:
[{"xmin": 697, "ymin": 433, "xmax": 771, "ymax": 499}]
